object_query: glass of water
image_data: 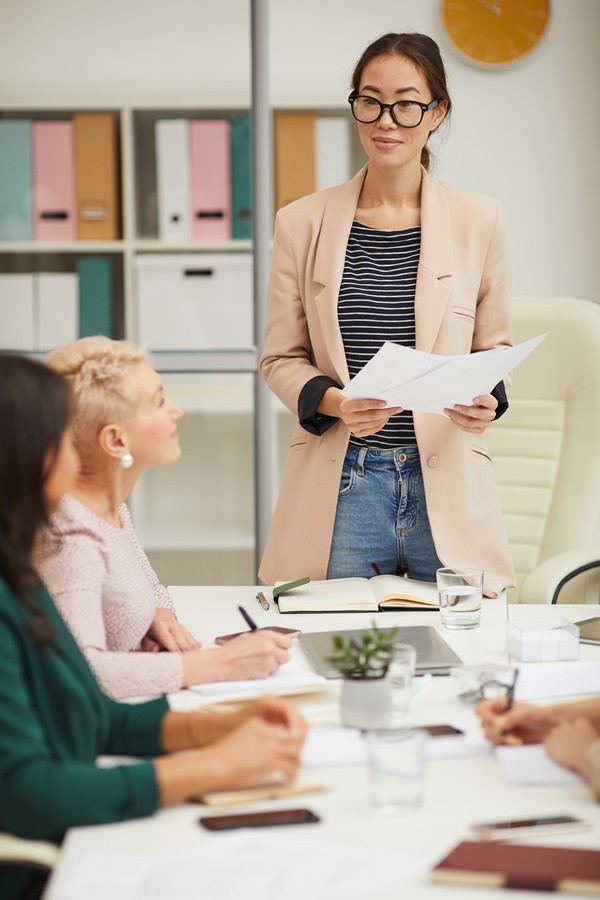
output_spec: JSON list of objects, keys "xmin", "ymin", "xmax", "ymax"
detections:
[
  {"xmin": 436, "ymin": 567, "xmax": 483, "ymax": 630},
  {"xmin": 388, "ymin": 642, "xmax": 417, "ymax": 720},
  {"xmin": 365, "ymin": 728, "xmax": 427, "ymax": 814}
]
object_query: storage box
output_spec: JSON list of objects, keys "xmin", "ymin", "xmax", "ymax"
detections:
[
  {"xmin": 506, "ymin": 618, "xmax": 580, "ymax": 662},
  {"xmin": 135, "ymin": 253, "xmax": 253, "ymax": 351}
]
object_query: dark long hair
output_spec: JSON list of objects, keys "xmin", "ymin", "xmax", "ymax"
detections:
[
  {"xmin": 351, "ymin": 32, "xmax": 452, "ymax": 171},
  {"xmin": 0, "ymin": 354, "xmax": 71, "ymax": 644}
]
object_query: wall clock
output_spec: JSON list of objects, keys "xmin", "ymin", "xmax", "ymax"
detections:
[{"xmin": 441, "ymin": 0, "xmax": 551, "ymax": 68}]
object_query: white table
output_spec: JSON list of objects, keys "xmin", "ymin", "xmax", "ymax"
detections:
[{"xmin": 45, "ymin": 589, "xmax": 600, "ymax": 900}]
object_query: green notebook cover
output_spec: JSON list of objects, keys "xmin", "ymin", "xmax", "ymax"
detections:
[{"xmin": 76, "ymin": 257, "xmax": 113, "ymax": 337}]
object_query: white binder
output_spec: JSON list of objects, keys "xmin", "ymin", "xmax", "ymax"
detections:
[
  {"xmin": 315, "ymin": 117, "xmax": 351, "ymax": 191},
  {"xmin": 0, "ymin": 274, "xmax": 35, "ymax": 350},
  {"xmin": 135, "ymin": 253, "xmax": 253, "ymax": 351},
  {"xmin": 156, "ymin": 119, "xmax": 191, "ymax": 242},
  {"xmin": 36, "ymin": 272, "xmax": 79, "ymax": 350}
]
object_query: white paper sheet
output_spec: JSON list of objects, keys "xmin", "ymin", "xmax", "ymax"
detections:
[
  {"xmin": 301, "ymin": 726, "xmax": 491, "ymax": 768},
  {"xmin": 47, "ymin": 832, "xmax": 428, "ymax": 900},
  {"xmin": 188, "ymin": 660, "xmax": 326, "ymax": 698},
  {"xmin": 495, "ymin": 744, "xmax": 584, "ymax": 785},
  {"xmin": 515, "ymin": 661, "xmax": 600, "ymax": 700},
  {"xmin": 341, "ymin": 334, "xmax": 545, "ymax": 414}
]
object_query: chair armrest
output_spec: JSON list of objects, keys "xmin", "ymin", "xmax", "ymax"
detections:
[
  {"xmin": 0, "ymin": 833, "xmax": 58, "ymax": 871},
  {"xmin": 520, "ymin": 550, "xmax": 600, "ymax": 604}
]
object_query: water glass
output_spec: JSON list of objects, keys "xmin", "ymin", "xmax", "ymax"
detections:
[
  {"xmin": 436, "ymin": 566, "xmax": 483, "ymax": 630},
  {"xmin": 365, "ymin": 728, "xmax": 427, "ymax": 814},
  {"xmin": 388, "ymin": 642, "xmax": 417, "ymax": 719}
]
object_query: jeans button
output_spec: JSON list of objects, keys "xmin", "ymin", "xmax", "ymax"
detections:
[{"xmin": 398, "ymin": 453, "xmax": 407, "ymax": 462}]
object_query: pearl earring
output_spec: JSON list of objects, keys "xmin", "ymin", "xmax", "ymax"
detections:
[{"xmin": 120, "ymin": 452, "xmax": 134, "ymax": 469}]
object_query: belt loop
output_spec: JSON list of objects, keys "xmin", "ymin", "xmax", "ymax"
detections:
[{"xmin": 357, "ymin": 446, "xmax": 367, "ymax": 476}]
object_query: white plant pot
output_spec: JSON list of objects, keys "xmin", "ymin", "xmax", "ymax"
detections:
[{"xmin": 340, "ymin": 676, "xmax": 392, "ymax": 729}]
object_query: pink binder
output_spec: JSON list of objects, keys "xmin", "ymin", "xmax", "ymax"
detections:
[
  {"xmin": 33, "ymin": 121, "xmax": 75, "ymax": 241},
  {"xmin": 189, "ymin": 120, "xmax": 231, "ymax": 241}
]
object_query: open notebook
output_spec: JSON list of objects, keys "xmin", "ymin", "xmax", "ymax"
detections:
[{"xmin": 274, "ymin": 575, "xmax": 438, "ymax": 614}]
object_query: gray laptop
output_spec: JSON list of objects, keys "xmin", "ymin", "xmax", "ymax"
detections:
[{"xmin": 299, "ymin": 626, "xmax": 462, "ymax": 678}]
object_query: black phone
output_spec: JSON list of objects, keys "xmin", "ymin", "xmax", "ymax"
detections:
[
  {"xmin": 199, "ymin": 808, "xmax": 320, "ymax": 830},
  {"xmin": 421, "ymin": 724, "xmax": 464, "ymax": 736},
  {"xmin": 471, "ymin": 814, "xmax": 590, "ymax": 841},
  {"xmin": 214, "ymin": 626, "xmax": 301, "ymax": 644}
]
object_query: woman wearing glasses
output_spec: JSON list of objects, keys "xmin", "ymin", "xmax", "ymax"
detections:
[{"xmin": 260, "ymin": 33, "xmax": 514, "ymax": 597}]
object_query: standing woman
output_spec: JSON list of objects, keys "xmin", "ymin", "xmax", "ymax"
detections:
[
  {"xmin": 0, "ymin": 354, "xmax": 305, "ymax": 900},
  {"xmin": 260, "ymin": 32, "xmax": 515, "ymax": 598}
]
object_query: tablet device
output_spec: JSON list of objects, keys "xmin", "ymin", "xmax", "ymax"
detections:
[
  {"xmin": 575, "ymin": 616, "xmax": 600, "ymax": 645},
  {"xmin": 300, "ymin": 625, "xmax": 462, "ymax": 677}
]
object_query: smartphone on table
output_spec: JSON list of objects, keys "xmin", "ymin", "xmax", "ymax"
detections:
[
  {"xmin": 199, "ymin": 808, "xmax": 320, "ymax": 830},
  {"xmin": 471, "ymin": 814, "xmax": 590, "ymax": 841},
  {"xmin": 421, "ymin": 725, "xmax": 464, "ymax": 737},
  {"xmin": 214, "ymin": 626, "xmax": 301, "ymax": 645}
]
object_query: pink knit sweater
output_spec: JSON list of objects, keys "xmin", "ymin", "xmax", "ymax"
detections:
[{"xmin": 35, "ymin": 494, "xmax": 183, "ymax": 699}]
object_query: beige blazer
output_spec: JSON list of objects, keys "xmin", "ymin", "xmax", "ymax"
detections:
[{"xmin": 259, "ymin": 166, "xmax": 516, "ymax": 597}]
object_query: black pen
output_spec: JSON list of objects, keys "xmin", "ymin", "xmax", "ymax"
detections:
[
  {"xmin": 256, "ymin": 591, "xmax": 270, "ymax": 611},
  {"xmin": 505, "ymin": 668, "xmax": 519, "ymax": 711},
  {"xmin": 238, "ymin": 605, "xmax": 258, "ymax": 631}
]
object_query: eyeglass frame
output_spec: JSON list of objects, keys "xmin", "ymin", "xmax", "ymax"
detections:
[{"xmin": 348, "ymin": 92, "xmax": 441, "ymax": 129}]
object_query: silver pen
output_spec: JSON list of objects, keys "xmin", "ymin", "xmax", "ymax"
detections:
[{"xmin": 256, "ymin": 591, "xmax": 270, "ymax": 611}]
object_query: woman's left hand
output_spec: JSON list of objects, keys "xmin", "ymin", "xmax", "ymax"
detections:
[
  {"xmin": 444, "ymin": 394, "xmax": 498, "ymax": 433},
  {"xmin": 142, "ymin": 608, "xmax": 202, "ymax": 653},
  {"xmin": 544, "ymin": 718, "xmax": 598, "ymax": 778}
]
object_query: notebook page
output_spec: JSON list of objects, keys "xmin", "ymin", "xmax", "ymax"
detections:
[{"xmin": 515, "ymin": 661, "xmax": 600, "ymax": 700}]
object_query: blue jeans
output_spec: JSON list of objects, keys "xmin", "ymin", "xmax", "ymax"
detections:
[{"xmin": 326, "ymin": 445, "xmax": 443, "ymax": 582}]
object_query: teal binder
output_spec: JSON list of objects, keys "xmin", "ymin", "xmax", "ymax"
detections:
[
  {"xmin": 0, "ymin": 120, "xmax": 33, "ymax": 241},
  {"xmin": 76, "ymin": 257, "xmax": 113, "ymax": 337},
  {"xmin": 231, "ymin": 115, "xmax": 252, "ymax": 240}
]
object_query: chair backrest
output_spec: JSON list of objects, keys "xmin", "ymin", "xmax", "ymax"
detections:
[{"xmin": 486, "ymin": 297, "xmax": 600, "ymax": 602}]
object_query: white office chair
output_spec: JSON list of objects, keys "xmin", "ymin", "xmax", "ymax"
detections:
[{"xmin": 486, "ymin": 296, "xmax": 600, "ymax": 604}]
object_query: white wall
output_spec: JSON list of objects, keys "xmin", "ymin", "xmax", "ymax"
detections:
[{"xmin": 1, "ymin": 0, "xmax": 598, "ymax": 300}]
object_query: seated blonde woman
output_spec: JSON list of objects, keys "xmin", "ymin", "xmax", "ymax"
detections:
[{"xmin": 35, "ymin": 337, "xmax": 291, "ymax": 699}]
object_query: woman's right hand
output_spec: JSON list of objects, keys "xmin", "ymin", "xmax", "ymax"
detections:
[
  {"xmin": 338, "ymin": 396, "xmax": 403, "ymax": 439},
  {"xmin": 182, "ymin": 630, "xmax": 291, "ymax": 686},
  {"xmin": 475, "ymin": 698, "xmax": 557, "ymax": 745},
  {"xmin": 201, "ymin": 716, "xmax": 305, "ymax": 792},
  {"xmin": 319, "ymin": 387, "xmax": 401, "ymax": 438}
]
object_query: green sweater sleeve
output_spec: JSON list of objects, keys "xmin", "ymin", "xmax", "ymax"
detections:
[{"xmin": 0, "ymin": 589, "xmax": 167, "ymax": 841}]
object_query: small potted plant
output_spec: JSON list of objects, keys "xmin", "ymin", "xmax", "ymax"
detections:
[{"xmin": 327, "ymin": 624, "xmax": 397, "ymax": 729}]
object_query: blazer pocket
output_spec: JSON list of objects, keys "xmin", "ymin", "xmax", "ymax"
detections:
[
  {"xmin": 288, "ymin": 439, "xmax": 308, "ymax": 452},
  {"xmin": 452, "ymin": 306, "xmax": 475, "ymax": 322},
  {"xmin": 471, "ymin": 446, "xmax": 492, "ymax": 463}
]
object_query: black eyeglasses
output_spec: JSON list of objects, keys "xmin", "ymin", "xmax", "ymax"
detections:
[{"xmin": 348, "ymin": 93, "xmax": 440, "ymax": 128}]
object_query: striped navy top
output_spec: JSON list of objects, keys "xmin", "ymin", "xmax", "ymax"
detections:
[{"xmin": 338, "ymin": 221, "xmax": 420, "ymax": 448}]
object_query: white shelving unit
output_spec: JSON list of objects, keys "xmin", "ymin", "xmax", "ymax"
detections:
[{"xmin": 0, "ymin": 94, "xmax": 361, "ymax": 584}]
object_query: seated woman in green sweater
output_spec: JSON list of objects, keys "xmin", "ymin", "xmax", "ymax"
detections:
[{"xmin": 0, "ymin": 354, "xmax": 307, "ymax": 900}]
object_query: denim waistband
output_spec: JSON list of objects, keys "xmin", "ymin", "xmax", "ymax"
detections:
[{"xmin": 343, "ymin": 444, "xmax": 420, "ymax": 475}]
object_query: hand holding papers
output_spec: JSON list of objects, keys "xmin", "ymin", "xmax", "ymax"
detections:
[{"xmin": 341, "ymin": 334, "xmax": 545, "ymax": 415}]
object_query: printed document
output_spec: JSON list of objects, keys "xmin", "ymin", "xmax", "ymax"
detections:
[{"xmin": 341, "ymin": 334, "xmax": 545, "ymax": 414}]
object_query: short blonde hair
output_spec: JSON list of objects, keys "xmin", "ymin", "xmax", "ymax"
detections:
[{"xmin": 46, "ymin": 336, "xmax": 147, "ymax": 457}]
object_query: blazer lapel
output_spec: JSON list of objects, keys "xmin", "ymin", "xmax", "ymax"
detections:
[
  {"xmin": 312, "ymin": 166, "xmax": 368, "ymax": 384},
  {"xmin": 415, "ymin": 170, "xmax": 454, "ymax": 352}
]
